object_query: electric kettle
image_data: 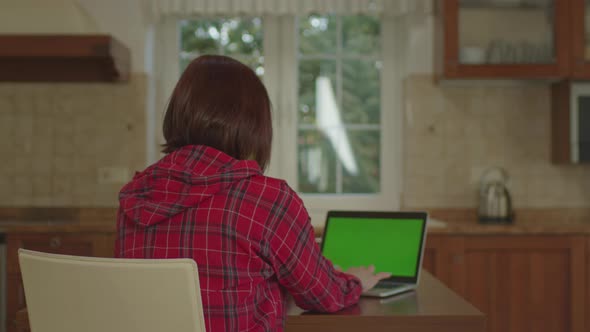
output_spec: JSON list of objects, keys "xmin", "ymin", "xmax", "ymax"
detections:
[{"xmin": 478, "ymin": 167, "xmax": 514, "ymax": 224}]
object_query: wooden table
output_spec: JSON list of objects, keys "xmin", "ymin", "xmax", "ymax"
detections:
[
  {"xmin": 15, "ymin": 272, "xmax": 484, "ymax": 332},
  {"xmin": 286, "ymin": 271, "xmax": 485, "ymax": 332}
]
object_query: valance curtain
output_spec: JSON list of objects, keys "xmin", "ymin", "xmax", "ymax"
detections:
[{"xmin": 143, "ymin": 0, "xmax": 433, "ymax": 22}]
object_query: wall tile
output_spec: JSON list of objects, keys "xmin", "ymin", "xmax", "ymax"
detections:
[
  {"xmin": 53, "ymin": 156, "xmax": 75, "ymax": 175},
  {"xmin": 13, "ymin": 157, "xmax": 33, "ymax": 176},
  {"xmin": 12, "ymin": 195, "xmax": 33, "ymax": 206},
  {"xmin": 0, "ymin": 176, "xmax": 13, "ymax": 204},
  {"xmin": 32, "ymin": 175, "xmax": 52, "ymax": 196},
  {"xmin": 54, "ymin": 135, "xmax": 76, "ymax": 156},
  {"xmin": 14, "ymin": 176, "xmax": 33, "ymax": 196}
]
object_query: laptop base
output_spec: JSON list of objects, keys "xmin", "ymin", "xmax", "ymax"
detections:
[{"xmin": 362, "ymin": 284, "xmax": 416, "ymax": 298}]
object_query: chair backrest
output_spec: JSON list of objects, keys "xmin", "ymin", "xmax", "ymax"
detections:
[{"xmin": 18, "ymin": 249, "xmax": 206, "ymax": 332}]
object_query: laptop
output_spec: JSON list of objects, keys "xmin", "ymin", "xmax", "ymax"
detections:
[{"xmin": 321, "ymin": 211, "xmax": 428, "ymax": 298}]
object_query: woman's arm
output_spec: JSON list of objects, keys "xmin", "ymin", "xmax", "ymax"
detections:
[{"xmin": 265, "ymin": 184, "xmax": 362, "ymax": 312}]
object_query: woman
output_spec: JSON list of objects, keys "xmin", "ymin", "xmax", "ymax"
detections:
[{"xmin": 115, "ymin": 55, "xmax": 390, "ymax": 332}]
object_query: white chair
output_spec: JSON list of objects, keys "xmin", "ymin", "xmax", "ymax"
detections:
[{"xmin": 18, "ymin": 249, "xmax": 206, "ymax": 332}]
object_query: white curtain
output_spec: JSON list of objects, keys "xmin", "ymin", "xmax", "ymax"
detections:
[{"xmin": 143, "ymin": 0, "xmax": 433, "ymax": 22}]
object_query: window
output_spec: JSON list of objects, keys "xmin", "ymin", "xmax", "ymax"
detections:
[
  {"xmin": 297, "ymin": 15, "xmax": 381, "ymax": 194},
  {"xmin": 157, "ymin": 14, "xmax": 399, "ymax": 222}
]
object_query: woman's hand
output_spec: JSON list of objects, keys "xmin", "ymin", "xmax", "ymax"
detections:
[{"xmin": 341, "ymin": 265, "xmax": 392, "ymax": 292}]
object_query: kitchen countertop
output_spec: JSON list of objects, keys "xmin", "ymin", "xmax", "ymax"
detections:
[
  {"xmin": 311, "ymin": 219, "xmax": 590, "ymax": 237},
  {"xmin": 313, "ymin": 207, "xmax": 590, "ymax": 237},
  {"xmin": 0, "ymin": 207, "xmax": 117, "ymax": 234},
  {"xmin": 1, "ymin": 207, "xmax": 590, "ymax": 235},
  {"xmin": 424, "ymin": 220, "xmax": 590, "ymax": 235},
  {"xmin": 422, "ymin": 207, "xmax": 590, "ymax": 235}
]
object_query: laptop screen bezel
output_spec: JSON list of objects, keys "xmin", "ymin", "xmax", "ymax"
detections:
[{"xmin": 320, "ymin": 210, "xmax": 428, "ymax": 284}]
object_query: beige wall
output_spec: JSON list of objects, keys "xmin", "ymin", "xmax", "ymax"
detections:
[
  {"xmin": 402, "ymin": 75, "xmax": 590, "ymax": 209},
  {"xmin": 0, "ymin": 0, "xmax": 99, "ymax": 34},
  {"xmin": 78, "ymin": 0, "xmax": 148, "ymax": 72},
  {"xmin": 0, "ymin": 75, "xmax": 146, "ymax": 206}
]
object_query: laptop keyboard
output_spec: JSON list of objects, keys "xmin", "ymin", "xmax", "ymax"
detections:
[{"xmin": 375, "ymin": 280, "xmax": 405, "ymax": 288}]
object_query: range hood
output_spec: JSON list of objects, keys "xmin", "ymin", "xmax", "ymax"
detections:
[
  {"xmin": 0, "ymin": 35, "xmax": 130, "ymax": 82},
  {"xmin": 0, "ymin": 0, "xmax": 130, "ymax": 82}
]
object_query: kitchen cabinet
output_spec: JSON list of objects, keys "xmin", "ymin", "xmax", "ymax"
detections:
[
  {"xmin": 435, "ymin": 0, "xmax": 570, "ymax": 79},
  {"xmin": 552, "ymin": 0, "xmax": 590, "ymax": 164},
  {"xmin": 422, "ymin": 234, "xmax": 454, "ymax": 286},
  {"xmin": 551, "ymin": 80, "xmax": 590, "ymax": 164},
  {"xmin": 422, "ymin": 235, "xmax": 441, "ymax": 275},
  {"xmin": 551, "ymin": 80, "xmax": 573, "ymax": 163},
  {"xmin": 5, "ymin": 233, "xmax": 115, "ymax": 332},
  {"xmin": 426, "ymin": 234, "xmax": 586, "ymax": 332},
  {"xmin": 570, "ymin": 0, "xmax": 590, "ymax": 78}
]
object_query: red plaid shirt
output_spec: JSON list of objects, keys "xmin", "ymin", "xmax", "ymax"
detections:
[{"xmin": 115, "ymin": 145, "xmax": 361, "ymax": 332}]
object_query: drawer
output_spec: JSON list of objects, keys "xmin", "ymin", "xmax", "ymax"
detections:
[{"xmin": 6, "ymin": 233, "xmax": 114, "ymax": 274}]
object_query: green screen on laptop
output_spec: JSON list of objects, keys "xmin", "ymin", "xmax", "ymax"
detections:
[{"xmin": 322, "ymin": 214, "xmax": 425, "ymax": 278}]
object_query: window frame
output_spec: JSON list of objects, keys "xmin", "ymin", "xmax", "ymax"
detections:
[{"xmin": 153, "ymin": 15, "xmax": 402, "ymax": 225}]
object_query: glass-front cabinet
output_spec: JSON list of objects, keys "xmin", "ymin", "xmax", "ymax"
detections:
[{"xmin": 436, "ymin": 0, "xmax": 569, "ymax": 79}]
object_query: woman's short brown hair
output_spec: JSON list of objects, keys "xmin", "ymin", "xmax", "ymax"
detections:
[{"xmin": 162, "ymin": 55, "xmax": 272, "ymax": 171}]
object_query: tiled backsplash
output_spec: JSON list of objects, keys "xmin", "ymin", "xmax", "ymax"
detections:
[
  {"xmin": 1, "ymin": 73, "xmax": 589, "ymax": 209},
  {"xmin": 402, "ymin": 75, "xmax": 590, "ymax": 208},
  {"xmin": 0, "ymin": 74, "xmax": 146, "ymax": 206}
]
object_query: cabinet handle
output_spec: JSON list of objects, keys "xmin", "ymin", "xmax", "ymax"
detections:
[{"xmin": 49, "ymin": 237, "xmax": 62, "ymax": 249}]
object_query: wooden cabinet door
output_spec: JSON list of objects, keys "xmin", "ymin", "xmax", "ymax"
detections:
[
  {"xmin": 423, "ymin": 235, "xmax": 440, "ymax": 275},
  {"xmin": 447, "ymin": 236, "xmax": 585, "ymax": 332},
  {"xmin": 423, "ymin": 234, "xmax": 463, "ymax": 290},
  {"xmin": 423, "ymin": 234, "xmax": 452, "ymax": 284},
  {"xmin": 5, "ymin": 274, "xmax": 25, "ymax": 332},
  {"xmin": 5, "ymin": 233, "xmax": 115, "ymax": 332}
]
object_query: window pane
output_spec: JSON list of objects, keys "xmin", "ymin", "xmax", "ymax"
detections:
[
  {"xmin": 179, "ymin": 18, "xmax": 263, "ymax": 75},
  {"xmin": 218, "ymin": 18, "xmax": 263, "ymax": 56},
  {"xmin": 297, "ymin": 128, "xmax": 380, "ymax": 194},
  {"xmin": 180, "ymin": 19, "xmax": 222, "ymax": 54},
  {"xmin": 342, "ymin": 15, "xmax": 380, "ymax": 55},
  {"xmin": 180, "ymin": 57, "xmax": 194, "ymax": 73},
  {"xmin": 298, "ymin": 59, "xmax": 337, "ymax": 125},
  {"xmin": 342, "ymin": 59, "xmax": 381, "ymax": 124},
  {"xmin": 233, "ymin": 54, "xmax": 265, "ymax": 76},
  {"xmin": 342, "ymin": 129, "xmax": 380, "ymax": 193},
  {"xmin": 299, "ymin": 15, "xmax": 337, "ymax": 55},
  {"xmin": 297, "ymin": 129, "xmax": 337, "ymax": 193}
]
